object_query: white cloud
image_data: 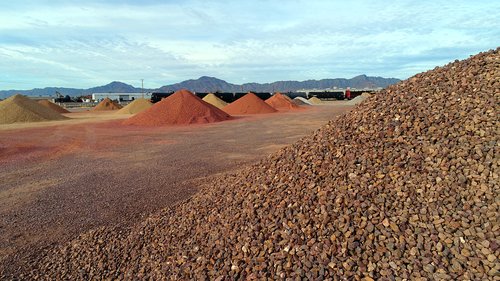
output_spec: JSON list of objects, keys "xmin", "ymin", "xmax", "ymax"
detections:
[{"xmin": 0, "ymin": 0, "xmax": 498, "ymax": 89}]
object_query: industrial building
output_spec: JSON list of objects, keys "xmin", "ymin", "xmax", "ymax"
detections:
[{"xmin": 92, "ymin": 92, "xmax": 152, "ymax": 102}]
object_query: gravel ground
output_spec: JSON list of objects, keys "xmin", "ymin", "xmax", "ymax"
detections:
[
  {"xmin": 8, "ymin": 48, "xmax": 499, "ymax": 279},
  {"xmin": 0, "ymin": 104, "xmax": 351, "ymax": 277}
]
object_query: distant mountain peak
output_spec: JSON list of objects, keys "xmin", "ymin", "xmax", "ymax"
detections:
[
  {"xmin": 198, "ymin": 76, "xmax": 219, "ymax": 80},
  {"xmin": 157, "ymin": 75, "xmax": 400, "ymax": 93},
  {"xmin": 0, "ymin": 75, "xmax": 400, "ymax": 98},
  {"xmin": 107, "ymin": 81, "xmax": 129, "ymax": 85}
]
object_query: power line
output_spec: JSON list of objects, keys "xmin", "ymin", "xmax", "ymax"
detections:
[{"xmin": 141, "ymin": 79, "xmax": 144, "ymax": 99}]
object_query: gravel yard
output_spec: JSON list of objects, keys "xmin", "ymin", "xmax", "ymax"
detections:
[
  {"xmin": 0, "ymin": 104, "xmax": 352, "ymax": 276},
  {"xmin": 4, "ymin": 48, "xmax": 497, "ymax": 280}
]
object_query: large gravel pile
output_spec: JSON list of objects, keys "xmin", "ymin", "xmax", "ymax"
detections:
[
  {"xmin": 123, "ymin": 89, "xmax": 231, "ymax": 126},
  {"xmin": 0, "ymin": 94, "xmax": 68, "ymax": 124},
  {"xmin": 37, "ymin": 99, "xmax": 70, "ymax": 113},
  {"xmin": 16, "ymin": 48, "xmax": 499, "ymax": 279}
]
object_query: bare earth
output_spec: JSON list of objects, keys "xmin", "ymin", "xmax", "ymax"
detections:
[{"xmin": 0, "ymin": 103, "xmax": 352, "ymax": 272}]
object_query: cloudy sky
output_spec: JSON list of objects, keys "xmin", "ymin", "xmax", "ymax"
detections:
[{"xmin": 0, "ymin": 0, "xmax": 498, "ymax": 90}]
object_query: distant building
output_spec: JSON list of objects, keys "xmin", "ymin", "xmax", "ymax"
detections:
[
  {"xmin": 91, "ymin": 92, "xmax": 152, "ymax": 102},
  {"xmin": 27, "ymin": 96, "xmax": 55, "ymax": 101}
]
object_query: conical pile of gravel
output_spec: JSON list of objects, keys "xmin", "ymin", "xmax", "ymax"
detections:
[
  {"xmin": 265, "ymin": 93, "xmax": 301, "ymax": 111},
  {"xmin": 0, "ymin": 94, "xmax": 68, "ymax": 124},
  {"xmin": 115, "ymin": 98, "xmax": 152, "ymax": 114},
  {"xmin": 16, "ymin": 48, "xmax": 499, "ymax": 279},
  {"xmin": 223, "ymin": 92, "xmax": 277, "ymax": 114},
  {"xmin": 92, "ymin": 98, "xmax": 122, "ymax": 111},
  {"xmin": 123, "ymin": 89, "xmax": 231, "ymax": 126},
  {"xmin": 202, "ymin": 93, "xmax": 228, "ymax": 109},
  {"xmin": 308, "ymin": 96, "xmax": 322, "ymax": 104},
  {"xmin": 37, "ymin": 100, "xmax": 70, "ymax": 113}
]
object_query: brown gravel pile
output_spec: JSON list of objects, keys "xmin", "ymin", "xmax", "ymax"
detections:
[
  {"xmin": 265, "ymin": 93, "xmax": 302, "ymax": 111},
  {"xmin": 92, "ymin": 98, "xmax": 122, "ymax": 111},
  {"xmin": 20, "ymin": 48, "xmax": 499, "ymax": 279},
  {"xmin": 37, "ymin": 99, "xmax": 70, "ymax": 113},
  {"xmin": 223, "ymin": 92, "xmax": 277, "ymax": 115},
  {"xmin": 0, "ymin": 94, "xmax": 68, "ymax": 124}
]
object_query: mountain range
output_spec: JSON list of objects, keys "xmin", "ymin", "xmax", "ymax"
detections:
[{"xmin": 0, "ymin": 75, "xmax": 400, "ymax": 98}]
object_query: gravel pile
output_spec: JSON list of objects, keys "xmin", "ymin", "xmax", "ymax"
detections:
[
  {"xmin": 0, "ymin": 94, "xmax": 68, "ymax": 124},
  {"xmin": 37, "ymin": 99, "xmax": 70, "ymax": 113},
  {"xmin": 202, "ymin": 93, "xmax": 228, "ymax": 109},
  {"xmin": 115, "ymin": 98, "xmax": 152, "ymax": 114},
  {"xmin": 223, "ymin": 92, "xmax": 277, "ymax": 115},
  {"xmin": 19, "ymin": 48, "xmax": 499, "ymax": 279},
  {"xmin": 92, "ymin": 98, "xmax": 123, "ymax": 111},
  {"xmin": 308, "ymin": 96, "xmax": 323, "ymax": 104},
  {"xmin": 123, "ymin": 89, "xmax": 231, "ymax": 126},
  {"xmin": 266, "ymin": 93, "xmax": 302, "ymax": 111},
  {"xmin": 346, "ymin": 93, "xmax": 372, "ymax": 105},
  {"xmin": 293, "ymin": 97, "xmax": 311, "ymax": 106}
]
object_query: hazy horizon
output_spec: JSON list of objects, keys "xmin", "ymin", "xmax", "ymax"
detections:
[{"xmin": 1, "ymin": 0, "xmax": 498, "ymax": 90}]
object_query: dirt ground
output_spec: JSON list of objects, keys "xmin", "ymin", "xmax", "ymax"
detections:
[{"xmin": 0, "ymin": 103, "xmax": 352, "ymax": 272}]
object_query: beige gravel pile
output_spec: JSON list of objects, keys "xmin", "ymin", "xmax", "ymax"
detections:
[
  {"xmin": 308, "ymin": 96, "xmax": 323, "ymax": 104},
  {"xmin": 37, "ymin": 100, "xmax": 70, "ymax": 113},
  {"xmin": 346, "ymin": 93, "xmax": 371, "ymax": 105},
  {"xmin": 202, "ymin": 93, "xmax": 228, "ymax": 109},
  {"xmin": 18, "ymin": 48, "xmax": 499, "ymax": 279},
  {"xmin": 115, "ymin": 98, "xmax": 152, "ymax": 114},
  {"xmin": 0, "ymin": 94, "xmax": 68, "ymax": 124}
]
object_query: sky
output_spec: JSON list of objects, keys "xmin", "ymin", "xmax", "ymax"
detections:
[{"xmin": 0, "ymin": 0, "xmax": 498, "ymax": 90}]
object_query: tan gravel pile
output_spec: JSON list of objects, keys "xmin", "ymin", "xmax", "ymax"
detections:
[
  {"xmin": 37, "ymin": 100, "xmax": 70, "ymax": 113},
  {"xmin": 20, "ymin": 48, "xmax": 499, "ymax": 279},
  {"xmin": 346, "ymin": 93, "xmax": 371, "ymax": 105},
  {"xmin": 115, "ymin": 98, "xmax": 152, "ymax": 114},
  {"xmin": 0, "ymin": 94, "xmax": 68, "ymax": 124},
  {"xmin": 202, "ymin": 93, "xmax": 228, "ymax": 109},
  {"xmin": 308, "ymin": 96, "xmax": 323, "ymax": 104}
]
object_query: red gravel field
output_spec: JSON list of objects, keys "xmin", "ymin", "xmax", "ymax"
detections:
[{"xmin": 0, "ymin": 103, "xmax": 352, "ymax": 274}]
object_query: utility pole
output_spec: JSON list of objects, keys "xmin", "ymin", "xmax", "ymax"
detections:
[{"xmin": 141, "ymin": 79, "xmax": 144, "ymax": 99}]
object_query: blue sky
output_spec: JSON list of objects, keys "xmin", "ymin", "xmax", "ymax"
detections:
[{"xmin": 0, "ymin": 0, "xmax": 498, "ymax": 90}]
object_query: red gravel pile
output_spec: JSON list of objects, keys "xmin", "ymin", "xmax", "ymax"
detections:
[
  {"xmin": 123, "ymin": 89, "xmax": 231, "ymax": 126},
  {"xmin": 92, "ymin": 98, "xmax": 122, "ymax": 111},
  {"xmin": 265, "ymin": 92, "xmax": 301, "ymax": 111},
  {"xmin": 37, "ymin": 100, "xmax": 70, "ymax": 113},
  {"xmin": 17, "ymin": 48, "xmax": 499, "ymax": 279},
  {"xmin": 223, "ymin": 92, "xmax": 277, "ymax": 114}
]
